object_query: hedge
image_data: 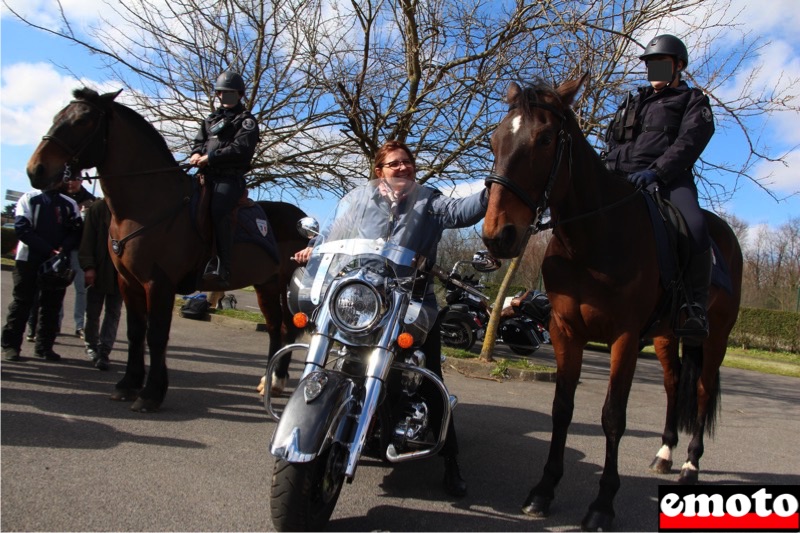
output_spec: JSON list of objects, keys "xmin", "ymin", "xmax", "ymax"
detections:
[{"xmin": 729, "ymin": 307, "xmax": 800, "ymax": 353}]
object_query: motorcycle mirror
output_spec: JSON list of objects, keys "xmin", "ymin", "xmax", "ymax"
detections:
[
  {"xmin": 296, "ymin": 217, "xmax": 320, "ymax": 238},
  {"xmin": 471, "ymin": 250, "xmax": 501, "ymax": 272}
]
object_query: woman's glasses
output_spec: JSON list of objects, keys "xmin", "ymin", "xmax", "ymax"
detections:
[{"xmin": 380, "ymin": 160, "xmax": 414, "ymax": 170}]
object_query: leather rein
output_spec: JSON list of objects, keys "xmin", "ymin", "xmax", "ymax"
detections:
[{"xmin": 484, "ymin": 100, "xmax": 639, "ymax": 234}]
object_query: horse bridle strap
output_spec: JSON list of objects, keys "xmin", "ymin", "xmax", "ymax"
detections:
[
  {"xmin": 42, "ymin": 99, "xmax": 109, "ymax": 178},
  {"xmin": 485, "ymin": 104, "xmax": 572, "ymax": 234}
]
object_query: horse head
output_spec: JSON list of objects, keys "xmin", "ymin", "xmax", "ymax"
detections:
[
  {"xmin": 482, "ymin": 75, "xmax": 587, "ymax": 258},
  {"xmin": 27, "ymin": 88, "xmax": 122, "ymax": 191}
]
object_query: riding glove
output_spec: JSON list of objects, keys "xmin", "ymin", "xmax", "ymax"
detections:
[{"xmin": 628, "ymin": 169, "xmax": 659, "ymax": 188}]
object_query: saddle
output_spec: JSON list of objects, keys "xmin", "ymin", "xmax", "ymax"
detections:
[
  {"xmin": 641, "ymin": 188, "xmax": 732, "ymax": 336},
  {"xmin": 176, "ymin": 179, "xmax": 279, "ymax": 294}
]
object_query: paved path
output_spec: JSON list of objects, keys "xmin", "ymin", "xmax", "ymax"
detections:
[{"xmin": 2, "ymin": 268, "xmax": 799, "ymax": 531}]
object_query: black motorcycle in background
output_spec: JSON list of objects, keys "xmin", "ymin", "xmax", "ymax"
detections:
[{"xmin": 440, "ymin": 253, "xmax": 551, "ymax": 355}]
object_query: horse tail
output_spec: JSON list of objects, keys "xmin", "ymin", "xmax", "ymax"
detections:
[{"xmin": 676, "ymin": 344, "xmax": 721, "ymax": 437}]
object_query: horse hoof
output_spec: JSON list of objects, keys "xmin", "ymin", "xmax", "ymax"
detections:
[
  {"xmin": 257, "ymin": 375, "xmax": 266, "ymax": 397},
  {"xmin": 522, "ymin": 495, "xmax": 551, "ymax": 517},
  {"xmin": 649, "ymin": 457, "xmax": 673, "ymax": 474},
  {"xmin": 271, "ymin": 374, "xmax": 288, "ymax": 396},
  {"xmin": 679, "ymin": 467, "xmax": 699, "ymax": 485},
  {"xmin": 581, "ymin": 509, "xmax": 614, "ymax": 531},
  {"xmin": 110, "ymin": 388, "xmax": 138, "ymax": 402},
  {"xmin": 131, "ymin": 397, "xmax": 161, "ymax": 413}
]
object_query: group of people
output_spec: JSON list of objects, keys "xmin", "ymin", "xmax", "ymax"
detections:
[
  {"xmin": 2, "ymin": 34, "xmax": 713, "ymax": 499},
  {"xmin": 2, "ymin": 181, "xmax": 123, "ymax": 371}
]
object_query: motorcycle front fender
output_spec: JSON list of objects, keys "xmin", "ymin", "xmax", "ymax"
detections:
[{"xmin": 269, "ymin": 370, "xmax": 357, "ymax": 463}]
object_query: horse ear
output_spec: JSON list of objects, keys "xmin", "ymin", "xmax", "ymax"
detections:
[
  {"xmin": 556, "ymin": 73, "xmax": 589, "ymax": 107},
  {"xmin": 101, "ymin": 89, "xmax": 124, "ymax": 103},
  {"xmin": 506, "ymin": 82, "xmax": 522, "ymax": 107}
]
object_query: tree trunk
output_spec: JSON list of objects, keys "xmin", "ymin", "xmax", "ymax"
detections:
[{"xmin": 480, "ymin": 251, "xmax": 525, "ymax": 363}]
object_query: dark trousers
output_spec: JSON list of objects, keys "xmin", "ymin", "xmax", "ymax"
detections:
[
  {"xmin": 660, "ymin": 179, "xmax": 710, "ymax": 253},
  {"xmin": 84, "ymin": 286, "xmax": 123, "ymax": 358},
  {"xmin": 209, "ymin": 175, "xmax": 246, "ymax": 268},
  {"xmin": 422, "ymin": 311, "xmax": 459, "ymax": 458},
  {"xmin": 2, "ymin": 260, "xmax": 66, "ymax": 355}
]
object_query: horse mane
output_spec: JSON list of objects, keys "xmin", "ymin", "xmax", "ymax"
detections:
[
  {"xmin": 72, "ymin": 87, "xmax": 178, "ymax": 165},
  {"xmin": 513, "ymin": 79, "xmax": 563, "ymax": 117}
]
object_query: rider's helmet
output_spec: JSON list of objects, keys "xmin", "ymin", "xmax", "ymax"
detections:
[
  {"xmin": 214, "ymin": 71, "xmax": 246, "ymax": 93},
  {"xmin": 639, "ymin": 34, "xmax": 689, "ymax": 66},
  {"xmin": 38, "ymin": 253, "xmax": 76, "ymax": 290}
]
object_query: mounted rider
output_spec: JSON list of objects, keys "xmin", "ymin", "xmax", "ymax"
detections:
[
  {"xmin": 189, "ymin": 70, "xmax": 259, "ymax": 286},
  {"xmin": 604, "ymin": 34, "xmax": 715, "ymax": 340}
]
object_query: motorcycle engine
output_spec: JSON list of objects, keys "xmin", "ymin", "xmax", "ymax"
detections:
[{"xmin": 392, "ymin": 401, "xmax": 430, "ymax": 449}]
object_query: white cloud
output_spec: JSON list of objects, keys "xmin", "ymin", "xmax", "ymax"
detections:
[{"xmin": 0, "ymin": 62, "xmax": 111, "ymax": 146}]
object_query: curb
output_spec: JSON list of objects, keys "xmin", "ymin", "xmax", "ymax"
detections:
[{"xmin": 446, "ymin": 356, "xmax": 557, "ymax": 383}]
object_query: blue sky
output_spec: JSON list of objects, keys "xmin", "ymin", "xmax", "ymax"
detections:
[{"xmin": 2, "ymin": 1, "xmax": 799, "ymax": 233}]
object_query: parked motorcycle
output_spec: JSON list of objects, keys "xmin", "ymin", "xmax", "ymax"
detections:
[
  {"xmin": 264, "ymin": 182, "xmax": 489, "ymax": 531},
  {"xmin": 441, "ymin": 257, "xmax": 551, "ymax": 355},
  {"xmin": 439, "ymin": 252, "xmax": 498, "ymax": 350}
]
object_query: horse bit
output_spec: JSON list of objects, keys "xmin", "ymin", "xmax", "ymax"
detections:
[{"xmin": 484, "ymin": 101, "xmax": 572, "ymax": 234}]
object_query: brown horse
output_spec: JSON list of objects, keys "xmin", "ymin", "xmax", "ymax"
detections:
[
  {"xmin": 26, "ymin": 88, "xmax": 308, "ymax": 412},
  {"xmin": 482, "ymin": 77, "xmax": 743, "ymax": 530}
]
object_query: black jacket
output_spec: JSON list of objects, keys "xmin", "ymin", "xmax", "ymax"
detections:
[
  {"xmin": 78, "ymin": 199, "xmax": 119, "ymax": 295},
  {"xmin": 190, "ymin": 103, "xmax": 259, "ymax": 177},
  {"xmin": 13, "ymin": 189, "xmax": 83, "ymax": 264},
  {"xmin": 604, "ymin": 81, "xmax": 714, "ymax": 184}
]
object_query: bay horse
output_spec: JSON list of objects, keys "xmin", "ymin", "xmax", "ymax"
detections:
[
  {"xmin": 482, "ymin": 77, "xmax": 743, "ymax": 530},
  {"xmin": 26, "ymin": 88, "xmax": 308, "ymax": 412}
]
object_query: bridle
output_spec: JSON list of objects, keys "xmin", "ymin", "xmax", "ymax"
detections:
[
  {"xmin": 485, "ymin": 100, "xmax": 572, "ymax": 234},
  {"xmin": 42, "ymin": 99, "xmax": 110, "ymax": 182}
]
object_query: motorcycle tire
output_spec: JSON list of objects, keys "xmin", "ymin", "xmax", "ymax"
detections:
[
  {"xmin": 441, "ymin": 320, "xmax": 475, "ymax": 350},
  {"xmin": 270, "ymin": 442, "xmax": 347, "ymax": 531},
  {"xmin": 509, "ymin": 344, "xmax": 536, "ymax": 356}
]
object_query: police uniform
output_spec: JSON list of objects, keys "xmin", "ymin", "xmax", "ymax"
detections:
[
  {"xmin": 1, "ymin": 189, "xmax": 83, "ymax": 360},
  {"xmin": 605, "ymin": 81, "xmax": 714, "ymax": 252},
  {"xmin": 190, "ymin": 101, "xmax": 259, "ymax": 280}
]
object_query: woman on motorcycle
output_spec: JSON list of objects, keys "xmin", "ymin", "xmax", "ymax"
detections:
[{"xmin": 293, "ymin": 140, "xmax": 487, "ymax": 498}]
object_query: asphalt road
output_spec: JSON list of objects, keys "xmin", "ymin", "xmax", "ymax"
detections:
[{"xmin": 2, "ymin": 268, "xmax": 799, "ymax": 532}]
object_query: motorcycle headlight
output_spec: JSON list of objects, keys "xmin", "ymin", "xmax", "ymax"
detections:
[{"xmin": 330, "ymin": 281, "xmax": 383, "ymax": 334}]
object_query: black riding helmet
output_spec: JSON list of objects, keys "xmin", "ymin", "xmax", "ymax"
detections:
[
  {"xmin": 214, "ymin": 71, "xmax": 245, "ymax": 93},
  {"xmin": 639, "ymin": 34, "xmax": 689, "ymax": 66}
]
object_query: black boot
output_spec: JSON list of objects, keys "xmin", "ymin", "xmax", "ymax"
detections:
[
  {"xmin": 442, "ymin": 456, "xmax": 467, "ymax": 498},
  {"xmin": 675, "ymin": 247, "xmax": 712, "ymax": 340},
  {"xmin": 204, "ymin": 216, "xmax": 232, "ymax": 287}
]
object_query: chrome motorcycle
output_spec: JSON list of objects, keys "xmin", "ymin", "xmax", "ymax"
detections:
[{"xmin": 263, "ymin": 182, "xmax": 485, "ymax": 531}]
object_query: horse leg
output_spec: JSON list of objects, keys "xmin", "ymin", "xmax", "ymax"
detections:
[
  {"xmin": 581, "ymin": 335, "xmax": 640, "ymax": 532},
  {"xmin": 130, "ymin": 273, "xmax": 174, "ymax": 413},
  {"xmin": 112, "ymin": 281, "xmax": 146, "ymax": 402},
  {"xmin": 522, "ymin": 341, "xmax": 583, "ymax": 518},
  {"xmin": 255, "ymin": 279, "xmax": 293, "ymax": 395},
  {"xmin": 649, "ymin": 336, "xmax": 681, "ymax": 474}
]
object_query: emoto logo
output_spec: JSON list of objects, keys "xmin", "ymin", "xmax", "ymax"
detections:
[{"xmin": 658, "ymin": 485, "xmax": 799, "ymax": 532}]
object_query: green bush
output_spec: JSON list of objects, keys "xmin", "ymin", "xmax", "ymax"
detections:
[
  {"xmin": 729, "ymin": 307, "xmax": 800, "ymax": 353},
  {"xmin": 1, "ymin": 227, "xmax": 18, "ymax": 257}
]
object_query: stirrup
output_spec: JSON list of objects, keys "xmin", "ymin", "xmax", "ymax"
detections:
[
  {"xmin": 203, "ymin": 256, "xmax": 221, "ymax": 278},
  {"xmin": 674, "ymin": 304, "xmax": 709, "ymax": 339}
]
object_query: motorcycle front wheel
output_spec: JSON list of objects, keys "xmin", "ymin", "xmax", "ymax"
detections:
[
  {"xmin": 441, "ymin": 320, "xmax": 475, "ymax": 350},
  {"xmin": 270, "ymin": 442, "xmax": 347, "ymax": 531}
]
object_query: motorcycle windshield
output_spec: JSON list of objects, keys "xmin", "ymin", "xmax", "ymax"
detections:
[{"xmin": 300, "ymin": 179, "xmax": 427, "ymax": 306}]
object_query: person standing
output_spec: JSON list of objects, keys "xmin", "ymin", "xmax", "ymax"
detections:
[
  {"xmin": 2, "ymin": 187, "xmax": 82, "ymax": 362},
  {"xmin": 189, "ymin": 70, "xmax": 259, "ymax": 287},
  {"xmin": 79, "ymin": 199, "xmax": 123, "ymax": 371},
  {"xmin": 292, "ymin": 140, "xmax": 487, "ymax": 498},
  {"xmin": 62, "ymin": 179, "xmax": 96, "ymax": 338},
  {"xmin": 604, "ymin": 34, "xmax": 715, "ymax": 339}
]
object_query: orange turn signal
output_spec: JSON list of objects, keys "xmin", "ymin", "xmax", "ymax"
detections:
[
  {"xmin": 292, "ymin": 312, "xmax": 309, "ymax": 328},
  {"xmin": 397, "ymin": 332, "xmax": 414, "ymax": 349}
]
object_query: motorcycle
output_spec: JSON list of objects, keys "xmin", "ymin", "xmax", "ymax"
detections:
[
  {"xmin": 441, "ymin": 258, "xmax": 551, "ymax": 355},
  {"xmin": 263, "ymin": 181, "xmax": 489, "ymax": 531},
  {"xmin": 439, "ymin": 252, "xmax": 498, "ymax": 350}
]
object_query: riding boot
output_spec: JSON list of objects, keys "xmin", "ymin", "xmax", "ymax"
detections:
[
  {"xmin": 442, "ymin": 455, "xmax": 467, "ymax": 498},
  {"xmin": 204, "ymin": 216, "xmax": 232, "ymax": 287},
  {"xmin": 675, "ymin": 247, "xmax": 712, "ymax": 340}
]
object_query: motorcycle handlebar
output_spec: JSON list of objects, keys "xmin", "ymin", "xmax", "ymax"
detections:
[{"xmin": 429, "ymin": 265, "xmax": 491, "ymax": 306}]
